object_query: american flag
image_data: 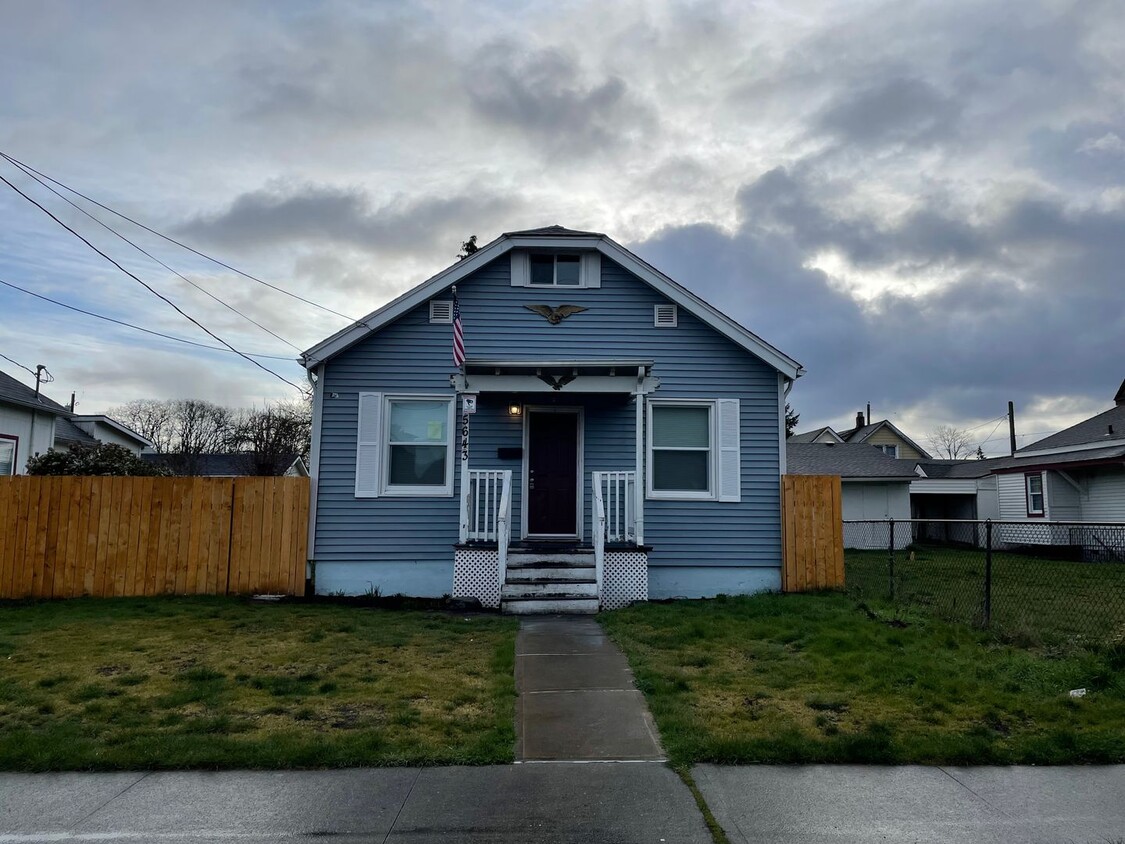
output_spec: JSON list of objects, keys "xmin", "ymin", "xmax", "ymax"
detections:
[{"xmin": 452, "ymin": 287, "xmax": 465, "ymax": 367}]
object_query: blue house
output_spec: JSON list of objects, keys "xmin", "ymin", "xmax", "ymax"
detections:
[{"xmin": 299, "ymin": 226, "xmax": 803, "ymax": 612}]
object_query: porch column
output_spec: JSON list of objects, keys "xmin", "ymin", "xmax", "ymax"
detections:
[
  {"xmin": 457, "ymin": 392, "xmax": 470, "ymax": 542},
  {"xmin": 635, "ymin": 389, "xmax": 645, "ymax": 545}
]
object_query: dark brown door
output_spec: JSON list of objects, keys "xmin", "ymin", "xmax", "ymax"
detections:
[{"xmin": 527, "ymin": 411, "xmax": 579, "ymax": 535}]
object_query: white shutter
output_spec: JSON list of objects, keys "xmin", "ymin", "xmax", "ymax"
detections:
[
  {"xmin": 355, "ymin": 392, "xmax": 383, "ymax": 498},
  {"xmin": 510, "ymin": 251, "xmax": 530, "ymax": 287},
  {"xmin": 581, "ymin": 251, "xmax": 601, "ymax": 288},
  {"xmin": 717, "ymin": 399, "xmax": 741, "ymax": 503}
]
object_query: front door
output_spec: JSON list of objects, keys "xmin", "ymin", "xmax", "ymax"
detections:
[{"xmin": 526, "ymin": 410, "xmax": 579, "ymax": 536}]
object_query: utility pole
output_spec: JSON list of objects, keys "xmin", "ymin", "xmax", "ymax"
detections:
[{"xmin": 1008, "ymin": 401, "xmax": 1017, "ymax": 456}]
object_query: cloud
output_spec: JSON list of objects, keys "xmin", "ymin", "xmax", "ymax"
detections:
[
  {"xmin": 175, "ymin": 183, "xmax": 522, "ymax": 256},
  {"xmin": 465, "ymin": 41, "xmax": 656, "ymax": 155},
  {"xmin": 814, "ymin": 77, "xmax": 960, "ymax": 148}
]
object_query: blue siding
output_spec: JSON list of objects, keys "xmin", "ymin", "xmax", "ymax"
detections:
[{"xmin": 314, "ymin": 253, "xmax": 783, "ymax": 596}]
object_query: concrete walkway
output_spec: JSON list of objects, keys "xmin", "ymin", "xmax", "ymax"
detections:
[
  {"xmin": 695, "ymin": 763, "xmax": 1125, "ymax": 843},
  {"xmin": 515, "ymin": 615, "xmax": 665, "ymax": 761}
]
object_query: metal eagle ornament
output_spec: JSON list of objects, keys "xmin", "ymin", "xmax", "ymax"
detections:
[{"xmin": 524, "ymin": 304, "xmax": 589, "ymax": 324}]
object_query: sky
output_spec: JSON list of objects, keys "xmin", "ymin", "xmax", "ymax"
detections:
[{"xmin": 1, "ymin": 0, "xmax": 1122, "ymax": 455}]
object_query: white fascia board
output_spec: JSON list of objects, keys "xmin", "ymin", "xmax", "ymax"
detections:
[
  {"xmin": 1016, "ymin": 439, "xmax": 1125, "ymax": 458},
  {"xmin": 299, "ymin": 234, "xmax": 514, "ymax": 367},
  {"xmin": 300, "ymin": 232, "xmax": 805, "ymax": 380},
  {"xmin": 74, "ymin": 415, "xmax": 155, "ymax": 448},
  {"xmin": 595, "ymin": 239, "xmax": 803, "ymax": 380}
]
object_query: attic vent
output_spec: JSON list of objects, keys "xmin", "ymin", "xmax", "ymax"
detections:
[
  {"xmin": 654, "ymin": 304, "xmax": 678, "ymax": 327},
  {"xmin": 429, "ymin": 300, "xmax": 453, "ymax": 324}
]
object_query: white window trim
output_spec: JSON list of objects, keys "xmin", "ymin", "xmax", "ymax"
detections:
[
  {"xmin": 646, "ymin": 399, "xmax": 716, "ymax": 501},
  {"xmin": 381, "ymin": 394, "xmax": 456, "ymax": 497},
  {"xmin": 528, "ymin": 253, "xmax": 583, "ymax": 288},
  {"xmin": 1025, "ymin": 472, "xmax": 1045, "ymax": 517},
  {"xmin": 0, "ymin": 434, "xmax": 17, "ymax": 476},
  {"xmin": 878, "ymin": 444, "xmax": 898, "ymax": 458},
  {"xmin": 512, "ymin": 250, "xmax": 600, "ymax": 289}
]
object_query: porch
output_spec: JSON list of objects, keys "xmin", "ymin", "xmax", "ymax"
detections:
[{"xmin": 449, "ymin": 359, "xmax": 657, "ymax": 612}]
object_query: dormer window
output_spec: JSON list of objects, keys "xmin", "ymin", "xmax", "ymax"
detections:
[
  {"xmin": 511, "ymin": 250, "xmax": 601, "ymax": 288},
  {"xmin": 530, "ymin": 254, "xmax": 581, "ymax": 286}
]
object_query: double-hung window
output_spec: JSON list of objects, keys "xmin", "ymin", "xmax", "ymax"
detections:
[
  {"xmin": 529, "ymin": 254, "xmax": 581, "ymax": 286},
  {"xmin": 0, "ymin": 435, "xmax": 16, "ymax": 476},
  {"xmin": 355, "ymin": 394, "xmax": 455, "ymax": 497},
  {"xmin": 1025, "ymin": 472, "xmax": 1044, "ymax": 516},
  {"xmin": 646, "ymin": 399, "xmax": 742, "ymax": 502}
]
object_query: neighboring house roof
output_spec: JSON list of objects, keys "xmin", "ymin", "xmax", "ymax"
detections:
[
  {"xmin": 299, "ymin": 225, "xmax": 804, "ymax": 380},
  {"xmin": 837, "ymin": 419, "xmax": 933, "ymax": 459},
  {"xmin": 0, "ymin": 369, "xmax": 71, "ymax": 415},
  {"xmin": 789, "ymin": 426, "xmax": 844, "ymax": 444},
  {"xmin": 53, "ymin": 417, "xmax": 98, "ymax": 446},
  {"xmin": 71, "ymin": 415, "xmax": 155, "ymax": 449},
  {"xmin": 787, "ymin": 443, "xmax": 919, "ymax": 479},
  {"xmin": 1016, "ymin": 404, "xmax": 1125, "ymax": 454},
  {"xmin": 141, "ymin": 452, "xmax": 305, "ymax": 476}
]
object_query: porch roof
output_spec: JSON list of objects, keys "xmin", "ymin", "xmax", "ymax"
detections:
[{"xmin": 452, "ymin": 358, "xmax": 658, "ymax": 394}]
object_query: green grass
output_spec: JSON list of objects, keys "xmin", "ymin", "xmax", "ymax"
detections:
[
  {"xmin": 846, "ymin": 545, "xmax": 1125, "ymax": 642},
  {"xmin": 0, "ymin": 597, "xmax": 518, "ymax": 771},
  {"xmin": 601, "ymin": 592, "xmax": 1125, "ymax": 766}
]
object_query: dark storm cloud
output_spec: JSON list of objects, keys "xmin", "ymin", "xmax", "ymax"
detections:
[
  {"xmin": 175, "ymin": 184, "xmax": 522, "ymax": 255},
  {"xmin": 636, "ymin": 165, "xmax": 1125, "ymax": 430},
  {"xmin": 465, "ymin": 41, "xmax": 656, "ymax": 154},
  {"xmin": 814, "ymin": 77, "xmax": 960, "ymax": 148}
]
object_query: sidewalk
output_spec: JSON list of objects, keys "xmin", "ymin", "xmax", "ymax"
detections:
[{"xmin": 694, "ymin": 763, "xmax": 1125, "ymax": 844}]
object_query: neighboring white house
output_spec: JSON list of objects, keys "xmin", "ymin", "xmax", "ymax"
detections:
[
  {"xmin": 786, "ymin": 442, "xmax": 915, "ymax": 549},
  {"xmin": 1, "ymin": 368, "xmax": 155, "ymax": 473},
  {"xmin": 0, "ymin": 369, "xmax": 72, "ymax": 475}
]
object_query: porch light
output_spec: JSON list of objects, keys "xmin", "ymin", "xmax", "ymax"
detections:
[{"xmin": 508, "ymin": 402, "xmax": 523, "ymax": 417}]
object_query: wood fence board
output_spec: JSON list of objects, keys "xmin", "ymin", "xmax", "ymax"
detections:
[
  {"xmin": 781, "ymin": 475, "xmax": 844, "ymax": 593},
  {"xmin": 0, "ymin": 476, "xmax": 309, "ymax": 600}
]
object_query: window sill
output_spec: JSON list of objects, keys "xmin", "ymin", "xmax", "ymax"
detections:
[{"xmin": 646, "ymin": 491, "xmax": 716, "ymax": 502}]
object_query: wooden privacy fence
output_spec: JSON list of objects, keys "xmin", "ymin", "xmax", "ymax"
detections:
[
  {"xmin": 0, "ymin": 476, "xmax": 309, "ymax": 599},
  {"xmin": 781, "ymin": 474, "xmax": 844, "ymax": 591}
]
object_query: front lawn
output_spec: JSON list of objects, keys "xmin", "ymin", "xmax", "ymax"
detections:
[
  {"xmin": 601, "ymin": 593, "xmax": 1125, "ymax": 766},
  {"xmin": 0, "ymin": 597, "xmax": 517, "ymax": 771}
]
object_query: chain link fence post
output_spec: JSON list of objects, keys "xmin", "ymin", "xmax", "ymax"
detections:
[
  {"xmin": 983, "ymin": 519, "xmax": 993, "ymax": 628},
  {"xmin": 888, "ymin": 518, "xmax": 895, "ymax": 601}
]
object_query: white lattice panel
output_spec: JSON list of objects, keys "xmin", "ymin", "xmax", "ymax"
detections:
[
  {"xmin": 602, "ymin": 551, "xmax": 647, "ymax": 610},
  {"xmin": 453, "ymin": 549, "xmax": 501, "ymax": 608}
]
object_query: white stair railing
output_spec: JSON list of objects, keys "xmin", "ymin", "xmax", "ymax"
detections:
[
  {"xmin": 592, "ymin": 473, "xmax": 606, "ymax": 602},
  {"xmin": 461, "ymin": 469, "xmax": 509, "ymax": 542},
  {"xmin": 497, "ymin": 471, "xmax": 512, "ymax": 587},
  {"xmin": 595, "ymin": 470, "xmax": 637, "ymax": 543}
]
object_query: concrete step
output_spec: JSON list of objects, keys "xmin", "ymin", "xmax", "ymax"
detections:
[
  {"xmin": 502, "ymin": 581, "xmax": 598, "ymax": 599},
  {"xmin": 502, "ymin": 595, "xmax": 600, "ymax": 615},
  {"xmin": 507, "ymin": 552, "xmax": 595, "ymax": 567},
  {"xmin": 506, "ymin": 565, "xmax": 595, "ymax": 582}
]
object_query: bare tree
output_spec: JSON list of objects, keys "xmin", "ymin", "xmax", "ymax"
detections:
[
  {"xmin": 109, "ymin": 399, "xmax": 176, "ymax": 453},
  {"xmin": 927, "ymin": 425, "xmax": 973, "ymax": 459},
  {"xmin": 229, "ymin": 399, "xmax": 312, "ymax": 475}
]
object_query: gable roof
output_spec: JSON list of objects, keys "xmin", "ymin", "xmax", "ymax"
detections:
[
  {"xmin": 54, "ymin": 417, "xmax": 98, "ymax": 445},
  {"xmin": 789, "ymin": 426, "xmax": 844, "ymax": 444},
  {"xmin": 299, "ymin": 226, "xmax": 804, "ymax": 380},
  {"xmin": 837, "ymin": 419, "xmax": 932, "ymax": 459},
  {"xmin": 0, "ymin": 369, "xmax": 70, "ymax": 416},
  {"xmin": 1016, "ymin": 404, "xmax": 1125, "ymax": 454},
  {"xmin": 72, "ymin": 415, "xmax": 155, "ymax": 449},
  {"xmin": 787, "ymin": 442, "xmax": 919, "ymax": 479}
]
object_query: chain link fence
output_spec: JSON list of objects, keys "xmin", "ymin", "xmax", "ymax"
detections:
[{"xmin": 844, "ymin": 519, "xmax": 1125, "ymax": 643}]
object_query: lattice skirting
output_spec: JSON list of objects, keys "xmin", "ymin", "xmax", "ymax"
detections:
[
  {"xmin": 453, "ymin": 549, "xmax": 501, "ymax": 608},
  {"xmin": 602, "ymin": 551, "xmax": 648, "ymax": 610}
]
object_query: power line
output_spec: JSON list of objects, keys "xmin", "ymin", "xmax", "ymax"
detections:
[
  {"xmin": 0, "ymin": 276, "xmax": 295, "ymax": 361},
  {"xmin": 0, "ymin": 150, "xmax": 358, "ymax": 323},
  {"xmin": 0, "ymin": 352, "xmax": 38, "ymax": 378},
  {"xmin": 2, "ymin": 155, "xmax": 301, "ymax": 351},
  {"xmin": 0, "ymin": 171, "xmax": 306, "ymax": 393}
]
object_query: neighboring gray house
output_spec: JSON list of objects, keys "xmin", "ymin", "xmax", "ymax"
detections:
[
  {"xmin": 140, "ymin": 452, "xmax": 308, "ymax": 477},
  {"xmin": 786, "ymin": 442, "xmax": 915, "ymax": 549},
  {"xmin": 299, "ymin": 225, "xmax": 804, "ymax": 612},
  {"xmin": 67, "ymin": 415, "xmax": 153, "ymax": 454},
  {"xmin": 792, "ymin": 415, "xmax": 932, "ymax": 459}
]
